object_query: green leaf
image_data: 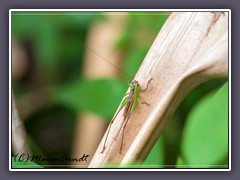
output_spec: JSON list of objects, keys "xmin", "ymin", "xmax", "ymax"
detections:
[
  {"xmin": 181, "ymin": 82, "xmax": 228, "ymax": 168},
  {"xmin": 12, "ymin": 157, "xmax": 43, "ymax": 169},
  {"xmin": 12, "ymin": 12, "xmax": 42, "ymax": 40},
  {"xmin": 176, "ymin": 156, "xmax": 187, "ymax": 168},
  {"xmin": 101, "ymin": 161, "xmax": 143, "ymax": 168},
  {"xmin": 51, "ymin": 78, "xmax": 127, "ymax": 120},
  {"xmin": 143, "ymin": 137, "xmax": 164, "ymax": 168},
  {"xmin": 35, "ymin": 20, "xmax": 61, "ymax": 74}
]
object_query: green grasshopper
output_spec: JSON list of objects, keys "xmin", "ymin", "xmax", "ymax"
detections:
[
  {"xmin": 101, "ymin": 78, "xmax": 153, "ymax": 153},
  {"xmin": 87, "ymin": 47, "xmax": 153, "ymax": 153}
]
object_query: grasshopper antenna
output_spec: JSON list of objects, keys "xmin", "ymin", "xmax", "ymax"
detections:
[{"xmin": 86, "ymin": 46, "xmax": 132, "ymax": 80}]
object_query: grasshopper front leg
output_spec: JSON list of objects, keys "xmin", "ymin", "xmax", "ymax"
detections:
[
  {"xmin": 141, "ymin": 78, "xmax": 153, "ymax": 92},
  {"xmin": 138, "ymin": 78, "xmax": 153, "ymax": 106}
]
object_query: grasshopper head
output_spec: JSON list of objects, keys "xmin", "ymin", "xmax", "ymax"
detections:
[{"xmin": 132, "ymin": 79, "xmax": 139, "ymax": 87}]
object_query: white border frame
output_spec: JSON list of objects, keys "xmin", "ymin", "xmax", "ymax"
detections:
[{"xmin": 9, "ymin": 9, "xmax": 231, "ymax": 171}]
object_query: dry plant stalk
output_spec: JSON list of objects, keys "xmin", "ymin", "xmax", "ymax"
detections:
[
  {"xmin": 89, "ymin": 12, "xmax": 228, "ymax": 167},
  {"xmin": 12, "ymin": 92, "xmax": 31, "ymax": 155}
]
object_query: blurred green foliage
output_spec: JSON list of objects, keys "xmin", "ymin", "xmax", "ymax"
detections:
[
  {"xmin": 12, "ymin": 157, "xmax": 43, "ymax": 169},
  {"xmin": 51, "ymin": 78, "xmax": 127, "ymax": 120},
  {"xmin": 178, "ymin": 82, "xmax": 228, "ymax": 168},
  {"xmin": 12, "ymin": 12, "xmax": 100, "ymax": 83},
  {"xmin": 143, "ymin": 136, "xmax": 165, "ymax": 168},
  {"xmin": 12, "ymin": 11, "xmax": 228, "ymax": 169}
]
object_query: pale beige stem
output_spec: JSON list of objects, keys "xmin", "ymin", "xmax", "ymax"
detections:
[
  {"xmin": 12, "ymin": 92, "xmax": 31, "ymax": 155},
  {"xmin": 89, "ymin": 12, "xmax": 228, "ymax": 167}
]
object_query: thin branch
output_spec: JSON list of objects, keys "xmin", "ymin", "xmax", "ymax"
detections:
[{"xmin": 12, "ymin": 91, "xmax": 31, "ymax": 155}]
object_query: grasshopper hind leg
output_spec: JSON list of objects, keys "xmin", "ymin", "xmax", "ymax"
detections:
[{"xmin": 100, "ymin": 95, "xmax": 129, "ymax": 153}]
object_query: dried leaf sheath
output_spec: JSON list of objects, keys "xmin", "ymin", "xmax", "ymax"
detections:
[{"xmin": 89, "ymin": 12, "xmax": 228, "ymax": 167}]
